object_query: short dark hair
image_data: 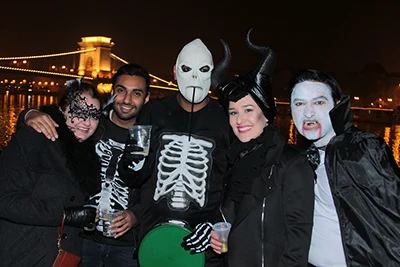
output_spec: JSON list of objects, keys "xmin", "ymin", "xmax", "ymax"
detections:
[
  {"xmin": 58, "ymin": 80, "xmax": 101, "ymax": 112},
  {"xmin": 288, "ymin": 69, "xmax": 341, "ymax": 103},
  {"xmin": 112, "ymin": 63, "xmax": 150, "ymax": 96}
]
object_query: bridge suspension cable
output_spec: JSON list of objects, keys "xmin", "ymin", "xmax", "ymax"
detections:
[
  {"xmin": 0, "ymin": 48, "xmax": 97, "ymax": 61},
  {"xmin": 110, "ymin": 53, "xmax": 178, "ymax": 88}
]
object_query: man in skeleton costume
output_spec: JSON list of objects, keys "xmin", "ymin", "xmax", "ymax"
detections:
[
  {"xmin": 118, "ymin": 39, "xmax": 231, "ymax": 266},
  {"xmin": 18, "ymin": 63, "xmax": 151, "ymax": 267}
]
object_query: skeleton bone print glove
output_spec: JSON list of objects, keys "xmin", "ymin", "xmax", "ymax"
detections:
[
  {"xmin": 121, "ymin": 138, "xmax": 144, "ymax": 169},
  {"xmin": 181, "ymin": 222, "xmax": 213, "ymax": 254}
]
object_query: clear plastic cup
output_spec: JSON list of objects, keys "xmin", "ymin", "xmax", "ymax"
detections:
[
  {"xmin": 102, "ymin": 210, "xmax": 123, "ymax": 237},
  {"xmin": 213, "ymin": 222, "xmax": 231, "ymax": 253},
  {"xmin": 128, "ymin": 125, "xmax": 152, "ymax": 156}
]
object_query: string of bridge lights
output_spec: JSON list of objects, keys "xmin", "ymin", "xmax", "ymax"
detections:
[
  {"xmin": 110, "ymin": 53, "xmax": 177, "ymax": 88},
  {"xmin": 0, "ymin": 48, "xmax": 97, "ymax": 61},
  {"xmin": 0, "ymin": 48, "xmax": 178, "ymax": 89},
  {"xmin": 0, "ymin": 65, "xmax": 93, "ymax": 80}
]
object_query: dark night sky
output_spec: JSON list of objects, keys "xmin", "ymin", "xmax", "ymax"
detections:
[{"xmin": 1, "ymin": 2, "xmax": 400, "ymax": 78}]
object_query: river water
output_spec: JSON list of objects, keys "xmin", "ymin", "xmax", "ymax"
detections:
[{"xmin": 1, "ymin": 93, "xmax": 399, "ymax": 165}]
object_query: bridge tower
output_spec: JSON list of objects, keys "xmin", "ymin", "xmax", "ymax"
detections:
[{"xmin": 77, "ymin": 36, "xmax": 114, "ymax": 79}]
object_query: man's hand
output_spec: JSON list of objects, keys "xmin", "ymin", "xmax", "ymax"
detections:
[
  {"xmin": 110, "ymin": 210, "xmax": 137, "ymax": 238},
  {"xmin": 122, "ymin": 139, "xmax": 145, "ymax": 168},
  {"xmin": 26, "ymin": 110, "xmax": 59, "ymax": 141},
  {"xmin": 118, "ymin": 139, "xmax": 145, "ymax": 187}
]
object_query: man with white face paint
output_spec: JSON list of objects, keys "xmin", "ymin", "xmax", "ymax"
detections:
[
  {"xmin": 118, "ymin": 38, "xmax": 231, "ymax": 266},
  {"xmin": 289, "ymin": 69, "xmax": 400, "ymax": 267}
]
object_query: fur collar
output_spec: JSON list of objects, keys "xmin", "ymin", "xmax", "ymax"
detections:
[{"xmin": 41, "ymin": 105, "xmax": 101, "ymax": 195}]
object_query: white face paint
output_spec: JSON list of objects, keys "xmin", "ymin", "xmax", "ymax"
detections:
[
  {"xmin": 290, "ymin": 81, "xmax": 336, "ymax": 147},
  {"xmin": 176, "ymin": 39, "xmax": 213, "ymax": 104}
]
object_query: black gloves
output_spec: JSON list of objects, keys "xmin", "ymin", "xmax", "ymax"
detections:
[
  {"xmin": 118, "ymin": 139, "xmax": 146, "ymax": 187},
  {"xmin": 181, "ymin": 222, "xmax": 213, "ymax": 254},
  {"xmin": 120, "ymin": 139, "xmax": 145, "ymax": 170},
  {"xmin": 64, "ymin": 206, "xmax": 96, "ymax": 228}
]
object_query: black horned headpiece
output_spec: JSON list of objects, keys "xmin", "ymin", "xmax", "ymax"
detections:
[{"xmin": 212, "ymin": 28, "xmax": 277, "ymax": 123}]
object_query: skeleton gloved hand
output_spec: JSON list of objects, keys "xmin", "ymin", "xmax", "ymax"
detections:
[
  {"xmin": 121, "ymin": 138, "xmax": 145, "ymax": 171},
  {"xmin": 64, "ymin": 206, "xmax": 96, "ymax": 229},
  {"xmin": 181, "ymin": 222, "xmax": 213, "ymax": 254}
]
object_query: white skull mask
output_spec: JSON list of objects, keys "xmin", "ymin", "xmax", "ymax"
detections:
[{"xmin": 176, "ymin": 39, "xmax": 214, "ymax": 104}]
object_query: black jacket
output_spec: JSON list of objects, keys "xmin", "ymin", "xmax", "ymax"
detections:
[
  {"xmin": 326, "ymin": 95, "xmax": 400, "ymax": 266},
  {"xmin": 0, "ymin": 107, "xmax": 100, "ymax": 266},
  {"xmin": 221, "ymin": 125, "xmax": 315, "ymax": 267}
]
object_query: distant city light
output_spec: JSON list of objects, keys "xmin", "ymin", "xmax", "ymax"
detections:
[{"xmin": 354, "ymin": 96, "xmax": 360, "ymax": 100}]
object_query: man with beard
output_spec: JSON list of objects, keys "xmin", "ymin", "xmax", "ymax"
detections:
[
  {"xmin": 289, "ymin": 69, "xmax": 400, "ymax": 267},
  {"xmin": 18, "ymin": 63, "xmax": 150, "ymax": 267},
  {"xmin": 118, "ymin": 39, "xmax": 231, "ymax": 266}
]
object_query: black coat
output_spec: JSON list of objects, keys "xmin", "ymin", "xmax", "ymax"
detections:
[
  {"xmin": 325, "ymin": 95, "xmax": 400, "ymax": 266},
  {"xmin": 0, "ymin": 108, "xmax": 100, "ymax": 266},
  {"xmin": 221, "ymin": 125, "xmax": 315, "ymax": 267}
]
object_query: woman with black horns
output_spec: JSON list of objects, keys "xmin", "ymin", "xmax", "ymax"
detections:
[{"xmin": 209, "ymin": 29, "xmax": 315, "ymax": 266}]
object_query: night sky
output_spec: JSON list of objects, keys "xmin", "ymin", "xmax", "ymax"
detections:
[{"xmin": 1, "ymin": 2, "xmax": 400, "ymax": 78}]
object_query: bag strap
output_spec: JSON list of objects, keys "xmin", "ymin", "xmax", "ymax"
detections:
[{"xmin": 57, "ymin": 215, "xmax": 65, "ymax": 251}]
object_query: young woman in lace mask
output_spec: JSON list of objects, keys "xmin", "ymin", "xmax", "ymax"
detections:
[{"xmin": 0, "ymin": 80, "xmax": 102, "ymax": 266}]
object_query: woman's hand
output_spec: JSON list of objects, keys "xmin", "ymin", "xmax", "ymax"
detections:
[{"xmin": 210, "ymin": 231, "xmax": 223, "ymax": 254}]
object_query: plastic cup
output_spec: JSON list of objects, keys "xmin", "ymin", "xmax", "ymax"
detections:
[
  {"xmin": 102, "ymin": 210, "xmax": 123, "ymax": 237},
  {"xmin": 128, "ymin": 125, "xmax": 152, "ymax": 156},
  {"xmin": 213, "ymin": 222, "xmax": 231, "ymax": 253}
]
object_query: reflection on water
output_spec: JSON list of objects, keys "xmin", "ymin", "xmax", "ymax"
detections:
[
  {"xmin": 0, "ymin": 94, "xmax": 58, "ymax": 149},
  {"xmin": 0, "ymin": 94, "xmax": 399, "ymax": 165}
]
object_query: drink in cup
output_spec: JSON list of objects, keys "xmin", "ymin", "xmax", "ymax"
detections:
[
  {"xmin": 213, "ymin": 222, "xmax": 231, "ymax": 253},
  {"xmin": 128, "ymin": 125, "xmax": 152, "ymax": 156},
  {"xmin": 102, "ymin": 210, "xmax": 123, "ymax": 237}
]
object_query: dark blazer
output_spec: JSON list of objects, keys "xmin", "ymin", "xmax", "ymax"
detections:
[{"xmin": 0, "ymin": 112, "xmax": 99, "ymax": 266}]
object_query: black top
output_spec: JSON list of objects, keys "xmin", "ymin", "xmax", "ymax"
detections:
[{"xmin": 130, "ymin": 95, "xmax": 232, "ymax": 239}]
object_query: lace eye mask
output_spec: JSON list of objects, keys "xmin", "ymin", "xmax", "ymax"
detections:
[{"xmin": 67, "ymin": 90, "xmax": 102, "ymax": 121}]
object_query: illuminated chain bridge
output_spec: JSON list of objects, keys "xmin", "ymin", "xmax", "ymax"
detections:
[{"xmin": 0, "ymin": 36, "xmax": 178, "ymax": 93}]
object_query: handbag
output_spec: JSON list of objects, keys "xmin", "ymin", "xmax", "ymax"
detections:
[{"xmin": 52, "ymin": 217, "xmax": 81, "ymax": 267}]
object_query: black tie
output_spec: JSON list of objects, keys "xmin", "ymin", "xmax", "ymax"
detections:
[{"xmin": 307, "ymin": 144, "xmax": 320, "ymax": 171}]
